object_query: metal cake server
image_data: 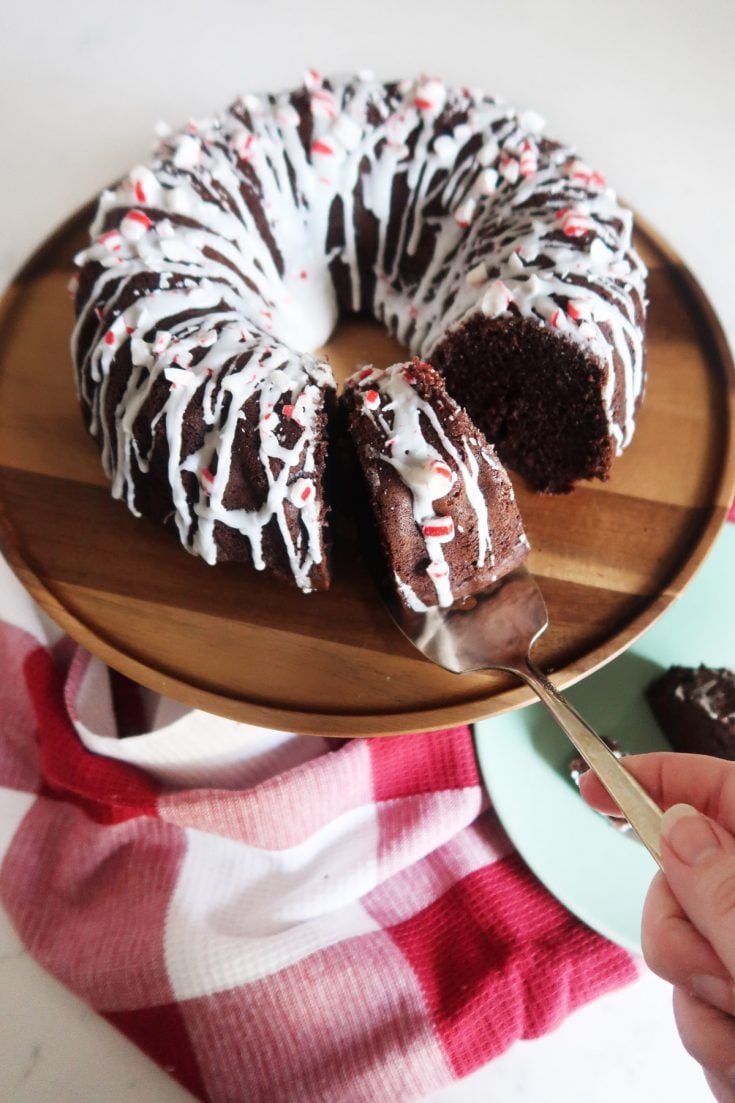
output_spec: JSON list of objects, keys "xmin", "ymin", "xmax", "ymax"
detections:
[{"xmin": 387, "ymin": 567, "xmax": 664, "ymax": 868}]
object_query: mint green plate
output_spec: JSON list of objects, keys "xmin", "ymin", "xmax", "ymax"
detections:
[{"xmin": 474, "ymin": 523, "xmax": 735, "ymax": 954}]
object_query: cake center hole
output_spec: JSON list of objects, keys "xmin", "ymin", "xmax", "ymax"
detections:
[{"xmin": 315, "ymin": 316, "xmax": 410, "ymax": 390}]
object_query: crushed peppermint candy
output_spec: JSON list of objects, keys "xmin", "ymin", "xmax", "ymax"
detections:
[
  {"xmin": 311, "ymin": 138, "xmax": 335, "ymax": 157},
  {"xmin": 454, "ymin": 196, "xmax": 477, "ymax": 228},
  {"xmin": 473, "ymin": 168, "xmax": 498, "ymax": 196},
  {"xmin": 421, "ymin": 516, "xmax": 455, "ymax": 542},
  {"xmin": 414, "ymin": 77, "xmax": 447, "ymax": 113},
  {"xmin": 427, "ymin": 459, "xmax": 456, "ymax": 499},
  {"xmin": 566, "ymin": 298, "xmax": 593, "ymax": 321},
  {"xmin": 120, "ymin": 210, "xmax": 153, "ymax": 242},
  {"xmin": 499, "ymin": 153, "xmax": 520, "ymax": 184},
  {"xmin": 426, "ymin": 561, "xmax": 450, "ymax": 582},
  {"xmin": 481, "ymin": 279, "xmax": 513, "ymax": 316},
  {"xmin": 555, "ymin": 208, "xmax": 592, "ymax": 237},
  {"xmin": 311, "ymin": 87, "xmax": 338, "ymax": 120},
  {"xmin": 289, "ymin": 478, "xmax": 315, "ymax": 507}
]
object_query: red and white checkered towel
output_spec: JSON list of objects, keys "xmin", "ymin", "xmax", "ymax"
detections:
[{"xmin": 0, "ymin": 554, "xmax": 635, "ymax": 1103}]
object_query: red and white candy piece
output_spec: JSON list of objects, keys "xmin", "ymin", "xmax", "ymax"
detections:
[
  {"xmin": 562, "ymin": 158, "xmax": 606, "ymax": 189},
  {"xmin": 152, "ymin": 330, "xmax": 173, "ymax": 354},
  {"xmin": 519, "ymin": 140, "xmax": 538, "ymax": 177},
  {"xmin": 303, "ymin": 68, "xmax": 322, "ymax": 91},
  {"xmin": 230, "ymin": 129, "xmax": 256, "ymax": 162},
  {"xmin": 311, "ymin": 138, "xmax": 335, "ymax": 157},
  {"xmin": 426, "ymin": 560, "xmax": 450, "ymax": 582},
  {"xmin": 426, "ymin": 459, "xmax": 456, "ymax": 499},
  {"xmin": 363, "ymin": 389, "xmax": 380, "ymax": 411},
  {"xmin": 481, "ymin": 279, "xmax": 513, "ymax": 317},
  {"xmin": 259, "ymin": 410, "xmax": 278, "ymax": 435},
  {"xmin": 414, "ymin": 78, "xmax": 446, "ymax": 113},
  {"xmin": 421, "ymin": 516, "xmax": 454, "ymax": 542},
  {"xmin": 566, "ymin": 298, "xmax": 593, "ymax": 322},
  {"xmin": 498, "ymin": 152, "xmax": 520, "ymax": 184},
  {"xmin": 454, "ymin": 196, "xmax": 477, "ymax": 228},
  {"xmin": 201, "ymin": 466, "xmax": 215, "ymax": 491},
  {"xmin": 97, "ymin": 229, "xmax": 123, "ymax": 253},
  {"xmin": 168, "ymin": 347, "xmax": 193, "ymax": 370},
  {"xmin": 282, "ymin": 394, "xmax": 310, "ymax": 427},
  {"xmin": 555, "ymin": 208, "xmax": 592, "ymax": 237},
  {"xmin": 129, "ymin": 165, "xmax": 160, "ymax": 207},
  {"xmin": 120, "ymin": 209, "xmax": 153, "ymax": 242},
  {"xmin": 351, "ymin": 365, "xmax": 376, "ymax": 387},
  {"xmin": 473, "ymin": 168, "xmax": 498, "ymax": 196},
  {"xmin": 172, "ymin": 134, "xmax": 201, "ymax": 170},
  {"xmin": 289, "ymin": 479, "xmax": 315, "ymax": 507},
  {"xmin": 311, "ymin": 87, "xmax": 338, "ymax": 120},
  {"xmin": 550, "ymin": 307, "xmax": 567, "ymax": 330}
]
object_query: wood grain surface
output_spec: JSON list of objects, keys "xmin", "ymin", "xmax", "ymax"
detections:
[{"xmin": 0, "ymin": 206, "xmax": 734, "ymax": 736}]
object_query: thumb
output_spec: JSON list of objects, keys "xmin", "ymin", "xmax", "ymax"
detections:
[{"xmin": 661, "ymin": 803, "xmax": 735, "ymax": 981}]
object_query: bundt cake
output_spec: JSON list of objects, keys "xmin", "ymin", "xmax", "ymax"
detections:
[
  {"xmin": 71, "ymin": 70, "xmax": 647, "ymax": 591},
  {"xmin": 343, "ymin": 359, "xmax": 529, "ymax": 610},
  {"xmin": 647, "ymin": 666, "xmax": 735, "ymax": 760}
]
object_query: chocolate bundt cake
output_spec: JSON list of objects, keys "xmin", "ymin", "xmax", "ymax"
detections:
[
  {"xmin": 72, "ymin": 71, "xmax": 647, "ymax": 590},
  {"xmin": 647, "ymin": 666, "xmax": 735, "ymax": 760},
  {"xmin": 343, "ymin": 359, "xmax": 529, "ymax": 610}
]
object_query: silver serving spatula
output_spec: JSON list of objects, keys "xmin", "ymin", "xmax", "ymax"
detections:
[{"xmin": 387, "ymin": 566, "xmax": 664, "ymax": 868}]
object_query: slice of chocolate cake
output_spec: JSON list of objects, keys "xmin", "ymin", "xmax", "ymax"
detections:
[
  {"xmin": 342, "ymin": 358, "xmax": 530, "ymax": 611},
  {"xmin": 647, "ymin": 665, "xmax": 735, "ymax": 759}
]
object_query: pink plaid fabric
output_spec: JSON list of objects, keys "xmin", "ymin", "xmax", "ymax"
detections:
[{"xmin": 0, "ymin": 559, "xmax": 636, "ymax": 1103}]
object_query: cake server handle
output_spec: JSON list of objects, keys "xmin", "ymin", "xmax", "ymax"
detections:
[{"xmin": 517, "ymin": 658, "xmax": 664, "ymax": 869}]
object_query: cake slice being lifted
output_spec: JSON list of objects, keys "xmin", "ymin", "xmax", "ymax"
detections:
[{"xmin": 342, "ymin": 359, "xmax": 530, "ymax": 611}]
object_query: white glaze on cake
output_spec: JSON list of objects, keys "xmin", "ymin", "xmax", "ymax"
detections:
[{"xmin": 73, "ymin": 71, "xmax": 646, "ymax": 588}]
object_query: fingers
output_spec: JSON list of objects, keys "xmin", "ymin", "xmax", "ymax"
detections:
[
  {"xmin": 660, "ymin": 805, "xmax": 735, "ymax": 981},
  {"xmin": 673, "ymin": 987, "xmax": 735, "ymax": 1096},
  {"xmin": 642, "ymin": 872, "xmax": 729, "ymax": 996},
  {"xmin": 579, "ymin": 752, "xmax": 735, "ymax": 829},
  {"xmin": 706, "ymin": 1069, "xmax": 735, "ymax": 1103}
]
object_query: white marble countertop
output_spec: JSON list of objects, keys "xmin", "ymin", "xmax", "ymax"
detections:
[{"xmin": 1, "ymin": 0, "xmax": 734, "ymax": 1098}]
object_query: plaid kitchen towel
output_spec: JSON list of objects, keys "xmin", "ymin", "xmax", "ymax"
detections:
[{"xmin": 0, "ymin": 552, "xmax": 635, "ymax": 1103}]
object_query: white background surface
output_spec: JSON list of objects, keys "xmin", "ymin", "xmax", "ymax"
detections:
[{"xmin": 1, "ymin": 0, "xmax": 734, "ymax": 1099}]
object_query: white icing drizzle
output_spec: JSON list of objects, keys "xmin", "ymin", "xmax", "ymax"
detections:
[
  {"xmin": 73, "ymin": 72, "xmax": 646, "ymax": 588},
  {"xmin": 347, "ymin": 362, "xmax": 522, "ymax": 609}
]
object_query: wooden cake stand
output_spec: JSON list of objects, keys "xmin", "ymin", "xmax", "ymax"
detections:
[{"xmin": 0, "ymin": 207, "xmax": 733, "ymax": 735}]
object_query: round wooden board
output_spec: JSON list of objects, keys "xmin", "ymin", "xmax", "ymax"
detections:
[{"xmin": 1, "ymin": 206, "xmax": 734, "ymax": 736}]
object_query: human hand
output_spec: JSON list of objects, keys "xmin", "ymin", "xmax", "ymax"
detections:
[{"xmin": 580, "ymin": 752, "xmax": 735, "ymax": 1102}]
